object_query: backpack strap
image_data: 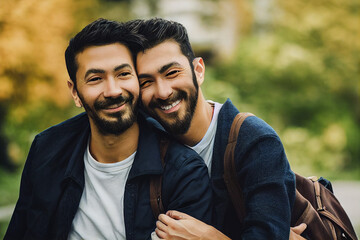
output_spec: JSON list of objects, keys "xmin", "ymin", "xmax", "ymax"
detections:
[
  {"xmin": 150, "ymin": 137, "xmax": 169, "ymax": 218},
  {"xmin": 311, "ymin": 178, "xmax": 357, "ymax": 239},
  {"xmin": 223, "ymin": 112, "xmax": 255, "ymax": 222}
]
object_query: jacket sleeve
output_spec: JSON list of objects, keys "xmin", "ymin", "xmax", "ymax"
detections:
[
  {"xmin": 162, "ymin": 148, "xmax": 213, "ymax": 225},
  {"xmin": 4, "ymin": 136, "xmax": 37, "ymax": 239},
  {"xmin": 237, "ymin": 136, "xmax": 296, "ymax": 240}
]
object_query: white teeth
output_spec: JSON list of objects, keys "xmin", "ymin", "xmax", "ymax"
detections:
[{"xmin": 161, "ymin": 100, "xmax": 180, "ymax": 111}]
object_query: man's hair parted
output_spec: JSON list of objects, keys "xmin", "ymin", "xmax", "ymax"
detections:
[{"xmin": 65, "ymin": 18, "xmax": 144, "ymax": 88}]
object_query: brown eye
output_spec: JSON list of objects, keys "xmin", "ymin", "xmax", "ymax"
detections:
[
  {"xmin": 118, "ymin": 72, "xmax": 131, "ymax": 77},
  {"xmin": 166, "ymin": 70, "xmax": 180, "ymax": 77},
  {"xmin": 88, "ymin": 77, "xmax": 101, "ymax": 82},
  {"xmin": 140, "ymin": 80, "xmax": 151, "ymax": 88}
]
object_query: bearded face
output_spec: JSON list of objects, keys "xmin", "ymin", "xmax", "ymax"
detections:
[
  {"xmin": 70, "ymin": 43, "xmax": 140, "ymax": 136},
  {"xmin": 146, "ymin": 69, "xmax": 198, "ymax": 135},
  {"xmin": 79, "ymin": 92, "xmax": 138, "ymax": 135},
  {"xmin": 137, "ymin": 40, "xmax": 202, "ymax": 136}
]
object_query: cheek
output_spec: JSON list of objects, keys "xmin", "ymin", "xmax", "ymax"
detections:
[
  {"xmin": 140, "ymin": 89, "xmax": 153, "ymax": 107},
  {"xmin": 77, "ymin": 87, "xmax": 99, "ymax": 104},
  {"xmin": 126, "ymin": 79, "xmax": 140, "ymax": 95}
]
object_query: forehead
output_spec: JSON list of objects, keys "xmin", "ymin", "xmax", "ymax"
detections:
[
  {"xmin": 136, "ymin": 40, "xmax": 188, "ymax": 73},
  {"xmin": 76, "ymin": 43, "xmax": 134, "ymax": 71}
]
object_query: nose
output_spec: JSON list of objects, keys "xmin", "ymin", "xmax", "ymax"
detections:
[
  {"xmin": 103, "ymin": 77, "xmax": 122, "ymax": 98},
  {"xmin": 155, "ymin": 78, "xmax": 173, "ymax": 100}
]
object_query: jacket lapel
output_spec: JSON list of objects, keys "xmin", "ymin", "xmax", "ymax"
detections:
[
  {"xmin": 127, "ymin": 114, "xmax": 163, "ymax": 181},
  {"xmin": 50, "ymin": 114, "xmax": 90, "ymax": 238}
]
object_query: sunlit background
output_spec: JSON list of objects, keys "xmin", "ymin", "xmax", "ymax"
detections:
[{"xmin": 0, "ymin": 0, "xmax": 359, "ymax": 237}]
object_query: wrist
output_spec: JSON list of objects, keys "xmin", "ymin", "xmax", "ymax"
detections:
[{"xmin": 201, "ymin": 225, "xmax": 231, "ymax": 240}]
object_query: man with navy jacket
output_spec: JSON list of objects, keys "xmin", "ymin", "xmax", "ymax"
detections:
[
  {"xmin": 131, "ymin": 18, "xmax": 298, "ymax": 240},
  {"xmin": 5, "ymin": 18, "xmax": 212, "ymax": 240}
]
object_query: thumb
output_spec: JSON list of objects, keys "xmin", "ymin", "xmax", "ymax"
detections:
[{"xmin": 291, "ymin": 223, "xmax": 307, "ymax": 235}]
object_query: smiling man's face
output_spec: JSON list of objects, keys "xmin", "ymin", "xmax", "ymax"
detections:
[
  {"xmin": 136, "ymin": 40, "xmax": 199, "ymax": 135},
  {"xmin": 68, "ymin": 43, "xmax": 139, "ymax": 135}
]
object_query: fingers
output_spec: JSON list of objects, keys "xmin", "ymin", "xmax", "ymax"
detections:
[
  {"xmin": 152, "ymin": 230, "xmax": 163, "ymax": 240},
  {"xmin": 155, "ymin": 227, "xmax": 166, "ymax": 239},
  {"xmin": 155, "ymin": 216, "xmax": 170, "ymax": 239},
  {"xmin": 166, "ymin": 210, "xmax": 191, "ymax": 220},
  {"xmin": 156, "ymin": 213, "xmax": 180, "ymax": 240},
  {"xmin": 289, "ymin": 224, "xmax": 307, "ymax": 240},
  {"xmin": 289, "ymin": 229, "xmax": 306, "ymax": 240},
  {"xmin": 158, "ymin": 213, "xmax": 179, "ymax": 227},
  {"xmin": 156, "ymin": 218, "xmax": 168, "ymax": 232},
  {"xmin": 291, "ymin": 223, "xmax": 307, "ymax": 235}
]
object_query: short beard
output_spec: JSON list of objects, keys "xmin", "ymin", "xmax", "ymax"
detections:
[
  {"xmin": 148, "ymin": 68, "xmax": 199, "ymax": 135},
  {"xmin": 79, "ymin": 93, "xmax": 138, "ymax": 136}
]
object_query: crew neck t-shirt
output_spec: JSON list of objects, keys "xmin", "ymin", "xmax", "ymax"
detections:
[
  {"xmin": 189, "ymin": 101, "xmax": 222, "ymax": 175},
  {"xmin": 68, "ymin": 141, "xmax": 136, "ymax": 240}
]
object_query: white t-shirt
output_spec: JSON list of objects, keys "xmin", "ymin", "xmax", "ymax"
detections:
[
  {"xmin": 189, "ymin": 101, "xmax": 222, "ymax": 175},
  {"xmin": 68, "ymin": 141, "xmax": 135, "ymax": 240}
]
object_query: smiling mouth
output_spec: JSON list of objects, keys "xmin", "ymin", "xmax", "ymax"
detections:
[
  {"xmin": 106, "ymin": 103, "xmax": 125, "ymax": 109},
  {"xmin": 102, "ymin": 102, "xmax": 128, "ymax": 113},
  {"xmin": 160, "ymin": 99, "xmax": 181, "ymax": 111}
]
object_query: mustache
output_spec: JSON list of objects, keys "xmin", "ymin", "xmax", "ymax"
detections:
[
  {"xmin": 94, "ymin": 94, "xmax": 134, "ymax": 110},
  {"xmin": 149, "ymin": 90, "xmax": 186, "ymax": 109}
]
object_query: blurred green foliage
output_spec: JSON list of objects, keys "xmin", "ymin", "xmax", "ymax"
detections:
[
  {"xmin": 0, "ymin": 219, "xmax": 10, "ymax": 239},
  {"xmin": 206, "ymin": 34, "xmax": 359, "ymax": 176},
  {"xmin": 203, "ymin": 0, "xmax": 359, "ymax": 178}
]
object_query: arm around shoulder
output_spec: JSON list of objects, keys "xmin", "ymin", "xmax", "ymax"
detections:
[{"xmin": 162, "ymin": 147, "xmax": 213, "ymax": 225}]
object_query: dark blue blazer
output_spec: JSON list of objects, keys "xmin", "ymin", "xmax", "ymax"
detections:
[
  {"xmin": 144, "ymin": 99, "xmax": 296, "ymax": 239},
  {"xmin": 5, "ymin": 113, "xmax": 212, "ymax": 240},
  {"xmin": 211, "ymin": 99, "xmax": 296, "ymax": 239}
]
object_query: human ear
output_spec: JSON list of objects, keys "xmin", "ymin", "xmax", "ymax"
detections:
[
  {"xmin": 192, "ymin": 57, "xmax": 205, "ymax": 85},
  {"xmin": 67, "ymin": 79, "xmax": 83, "ymax": 108}
]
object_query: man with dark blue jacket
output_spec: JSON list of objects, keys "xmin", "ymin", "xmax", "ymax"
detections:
[
  {"xmin": 132, "ymin": 18, "xmax": 298, "ymax": 239},
  {"xmin": 5, "ymin": 18, "xmax": 212, "ymax": 240}
]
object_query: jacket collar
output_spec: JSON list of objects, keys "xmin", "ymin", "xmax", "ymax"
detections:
[
  {"xmin": 140, "ymin": 109, "xmax": 167, "ymax": 134},
  {"xmin": 62, "ymin": 112, "xmax": 164, "ymax": 185},
  {"xmin": 127, "ymin": 113, "xmax": 164, "ymax": 181},
  {"xmin": 211, "ymin": 98, "xmax": 239, "ymax": 178},
  {"xmin": 141, "ymin": 99, "xmax": 240, "ymax": 180},
  {"xmin": 63, "ymin": 112, "xmax": 90, "ymax": 187}
]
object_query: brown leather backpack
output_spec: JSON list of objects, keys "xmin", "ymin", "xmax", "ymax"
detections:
[{"xmin": 224, "ymin": 112, "xmax": 358, "ymax": 240}]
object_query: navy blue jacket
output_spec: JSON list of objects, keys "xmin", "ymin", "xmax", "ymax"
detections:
[
  {"xmin": 211, "ymin": 99, "xmax": 296, "ymax": 239},
  {"xmin": 144, "ymin": 99, "xmax": 296, "ymax": 239},
  {"xmin": 5, "ymin": 113, "xmax": 212, "ymax": 240}
]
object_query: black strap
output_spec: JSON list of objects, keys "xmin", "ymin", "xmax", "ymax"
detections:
[
  {"xmin": 223, "ymin": 112, "xmax": 254, "ymax": 222},
  {"xmin": 150, "ymin": 137, "xmax": 169, "ymax": 218}
]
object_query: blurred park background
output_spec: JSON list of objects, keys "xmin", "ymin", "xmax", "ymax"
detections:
[{"xmin": 0, "ymin": 0, "xmax": 359, "ymax": 237}]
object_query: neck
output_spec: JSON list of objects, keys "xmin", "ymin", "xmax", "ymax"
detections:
[
  {"xmin": 177, "ymin": 91, "xmax": 213, "ymax": 146},
  {"xmin": 89, "ymin": 122, "xmax": 139, "ymax": 164}
]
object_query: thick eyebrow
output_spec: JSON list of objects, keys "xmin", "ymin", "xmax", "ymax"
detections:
[
  {"xmin": 114, "ymin": 63, "xmax": 133, "ymax": 72},
  {"xmin": 138, "ymin": 62, "xmax": 182, "ymax": 80},
  {"xmin": 84, "ymin": 69, "xmax": 105, "ymax": 79},
  {"xmin": 84, "ymin": 64, "xmax": 132, "ymax": 79},
  {"xmin": 159, "ymin": 62, "xmax": 182, "ymax": 74}
]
